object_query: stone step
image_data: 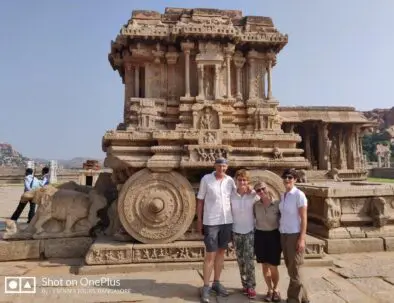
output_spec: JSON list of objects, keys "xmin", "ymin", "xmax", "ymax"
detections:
[{"xmin": 77, "ymin": 258, "xmax": 334, "ymax": 275}]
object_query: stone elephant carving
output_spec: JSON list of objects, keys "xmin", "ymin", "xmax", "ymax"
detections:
[{"xmin": 3, "ymin": 185, "xmax": 107, "ymax": 240}]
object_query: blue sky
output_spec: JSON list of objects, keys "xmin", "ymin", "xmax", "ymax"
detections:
[{"xmin": 0, "ymin": 0, "xmax": 393, "ymax": 159}]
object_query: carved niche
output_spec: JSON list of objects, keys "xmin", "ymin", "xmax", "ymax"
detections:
[{"xmin": 194, "ymin": 106, "xmax": 220, "ymax": 130}]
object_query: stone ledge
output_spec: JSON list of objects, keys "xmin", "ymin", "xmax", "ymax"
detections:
[
  {"xmin": 0, "ymin": 239, "xmax": 40, "ymax": 261},
  {"xmin": 0, "ymin": 237, "xmax": 93, "ymax": 261},
  {"xmin": 77, "ymin": 258, "xmax": 334, "ymax": 275},
  {"xmin": 325, "ymin": 238, "xmax": 384, "ymax": 254}
]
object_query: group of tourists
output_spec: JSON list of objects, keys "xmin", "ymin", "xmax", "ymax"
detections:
[
  {"xmin": 10, "ymin": 166, "xmax": 50, "ymax": 223},
  {"xmin": 197, "ymin": 158, "xmax": 309, "ymax": 303}
]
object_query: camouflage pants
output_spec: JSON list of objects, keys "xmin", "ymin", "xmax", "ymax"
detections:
[{"xmin": 233, "ymin": 231, "xmax": 256, "ymax": 288}]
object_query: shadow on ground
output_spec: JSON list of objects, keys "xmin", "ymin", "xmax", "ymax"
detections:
[
  {"xmin": 101, "ymin": 280, "xmax": 288, "ymax": 302},
  {"xmin": 102, "ymin": 279, "xmax": 201, "ymax": 302}
]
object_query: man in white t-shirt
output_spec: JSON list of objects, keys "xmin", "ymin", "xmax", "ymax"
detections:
[
  {"xmin": 197, "ymin": 158, "xmax": 235, "ymax": 303},
  {"xmin": 279, "ymin": 168, "xmax": 310, "ymax": 303}
]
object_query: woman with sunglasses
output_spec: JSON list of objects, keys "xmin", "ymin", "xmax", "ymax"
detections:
[
  {"xmin": 230, "ymin": 169, "xmax": 257, "ymax": 299},
  {"xmin": 279, "ymin": 168, "xmax": 309, "ymax": 303},
  {"xmin": 253, "ymin": 181, "xmax": 282, "ymax": 302}
]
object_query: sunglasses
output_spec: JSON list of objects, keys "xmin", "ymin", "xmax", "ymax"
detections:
[
  {"xmin": 282, "ymin": 175, "xmax": 294, "ymax": 180},
  {"xmin": 255, "ymin": 187, "xmax": 266, "ymax": 193}
]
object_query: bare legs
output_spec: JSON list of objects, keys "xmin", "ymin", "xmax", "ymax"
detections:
[
  {"xmin": 262, "ymin": 264, "xmax": 280, "ymax": 292},
  {"xmin": 203, "ymin": 248, "xmax": 226, "ymax": 286}
]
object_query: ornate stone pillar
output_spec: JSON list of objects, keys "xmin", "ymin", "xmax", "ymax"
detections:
[
  {"xmin": 267, "ymin": 60, "xmax": 273, "ymax": 99},
  {"xmin": 304, "ymin": 126, "xmax": 312, "ymax": 163},
  {"xmin": 134, "ymin": 65, "xmax": 140, "ymax": 98},
  {"xmin": 214, "ymin": 64, "xmax": 221, "ymax": 100},
  {"xmin": 124, "ymin": 63, "xmax": 134, "ymax": 123},
  {"xmin": 338, "ymin": 129, "xmax": 347, "ymax": 169},
  {"xmin": 248, "ymin": 58, "xmax": 255, "ymax": 100},
  {"xmin": 181, "ymin": 42, "xmax": 194, "ymax": 99},
  {"xmin": 197, "ymin": 63, "xmax": 204, "ymax": 100},
  {"xmin": 351, "ymin": 125, "xmax": 360, "ymax": 169},
  {"xmin": 266, "ymin": 52, "xmax": 276, "ymax": 100},
  {"xmin": 317, "ymin": 123, "xmax": 331, "ymax": 170},
  {"xmin": 233, "ymin": 53, "xmax": 245, "ymax": 101},
  {"xmin": 165, "ymin": 52, "xmax": 179, "ymax": 102},
  {"xmin": 224, "ymin": 44, "xmax": 235, "ymax": 99},
  {"xmin": 225, "ymin": 54, "xmax": 232, "ymax": 98}
]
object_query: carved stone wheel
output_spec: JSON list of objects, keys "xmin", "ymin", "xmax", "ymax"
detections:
[
  {"xmin": 117, "ymin": 168, "xmax": 196, "ymax": 244},
  {"xmin": 248, "ymin": 170, "xmax": 285, "ymax": 201}
]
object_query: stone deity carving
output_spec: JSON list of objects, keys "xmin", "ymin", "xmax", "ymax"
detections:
[{"xmin": 200, "ymin": 107, "xmax": 213, "ymax": 129}]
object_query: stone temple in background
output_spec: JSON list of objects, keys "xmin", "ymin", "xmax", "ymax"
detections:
[{"xmin": 3, "ymin": 8, "xmax": 394, "ymax": 265}]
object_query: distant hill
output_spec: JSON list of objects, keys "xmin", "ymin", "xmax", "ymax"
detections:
[
  {"xmin": 0, "ymin": 142, "xmax": 103, "ymax": 169},
  {"xmin": 363, "ymin": 107, "xmax": 394, "ymax": 132},
  {"xmin": 0, "ymin": 143, "xmax": 30, "ymax": 167}
]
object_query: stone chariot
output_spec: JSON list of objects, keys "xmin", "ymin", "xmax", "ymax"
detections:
[{"xmin": 103, "ymin": 8, "xmax": 310, "ymax": 244}]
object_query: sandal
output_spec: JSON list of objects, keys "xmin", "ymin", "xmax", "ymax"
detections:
[
  {"xmin": 263, "ymin": 290, "xmax": 273, "ymax": 302},
  {"xmin": 272, "ymin": 290, "xmax": 281, "ymax": 302}
]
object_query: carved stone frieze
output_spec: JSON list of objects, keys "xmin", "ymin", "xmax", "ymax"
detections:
[
  {"xmin": 133, "ymin": 244, "xmax": 205, "ymax": 263},
  {"xmin": 194, "ymin": 148, "xmax": 228, "ymax": 162},
  {"xmin": 85, "ymin": 238, "xmax": 323, "ymax": 265},
  {"xmin": 86, "ymin": 248, "xmax": 133, "ymax": 265}
]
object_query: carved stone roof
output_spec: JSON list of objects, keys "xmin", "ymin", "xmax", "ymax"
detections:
[
  {"xmin": 109, "ymin": 7, "xmax": 288, "ymax": 77},
  {"xmin": 278, "ymin": 106, "xmax": 373, "ymax": 124}
]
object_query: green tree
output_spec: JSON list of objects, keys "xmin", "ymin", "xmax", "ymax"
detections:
[{"xmin": 362, "ymin": 133, "xmax": 393, "ymax": 162}]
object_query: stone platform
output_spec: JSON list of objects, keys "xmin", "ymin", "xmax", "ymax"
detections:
[
  {"xmin": 297, "ymin": 181, "xmax": 394, "ymax": 254},
  {"xmin": 83, "ymin": 234, "xmax": 325, "ymax": 265}
]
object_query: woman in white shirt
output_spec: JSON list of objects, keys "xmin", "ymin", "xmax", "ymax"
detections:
[{"xmin": 230, "ymin": 169, "xmax": 257, "ymax": 299}]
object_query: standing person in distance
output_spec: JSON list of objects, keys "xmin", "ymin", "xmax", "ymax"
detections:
[
  {"xmin": 10, "ymin": 168, "xmax": 41, "ymax": 223},
  {"xmin": 279, "ymin": 168, "xmax": 310, "ymax": 303},
  {"xmin": 40, "ymin": 166, "xmax": 50, "ymax": 186}
]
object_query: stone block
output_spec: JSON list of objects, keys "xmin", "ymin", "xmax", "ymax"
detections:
[
  {"xmin": 0, "ymin": 239, "xmax": 40, "ymax": 261},
  {"xmin": 43, "ymin": 237, "xmax": 93, "ymax": 258},
  {"xmin": 305, "ymin": 234, "xmax": 325, "ymax": 258},
  {"xmin": 325, "ymin": 238, "xmax": 384, "ymax": 254},
  {"xmin": 383, "ymin": 237, "xmax": 394, "ymax": 251},
  {"xmin": 346, "ymin": 227, "xmax": 365, "ymax": 238}
]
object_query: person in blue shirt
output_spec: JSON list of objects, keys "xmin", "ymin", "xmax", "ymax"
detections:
[
  {"xmin": 40, "ymin": 167, "xmax": 50, "ymax": 186},
  {"xmin": 10, "ymin": 168, "xmax": 41, "ymax": 223}
]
